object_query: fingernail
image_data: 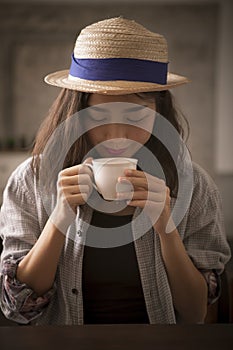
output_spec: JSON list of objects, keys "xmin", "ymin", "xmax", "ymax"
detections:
[{"xmin": 119, "ymin": 177, "xmax": 127, "ymax": 182}]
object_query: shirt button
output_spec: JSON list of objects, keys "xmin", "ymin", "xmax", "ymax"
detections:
[
  {"xmin": 71, "ymin": 288, "xmax": 79, "ymax": 295},
  {"xmin": 77, "ymin": 230, "xmax": 82, "ymax": 237}
]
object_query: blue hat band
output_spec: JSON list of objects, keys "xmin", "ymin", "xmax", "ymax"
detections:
[{"xmin": 69, "ymin": 54, "xmax": 168, "ymax": 85}]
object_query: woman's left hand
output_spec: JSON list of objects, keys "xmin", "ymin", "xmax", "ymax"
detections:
[{"xmin": 117, "ymin": 169, "xmax": 174, "ymax": 235}]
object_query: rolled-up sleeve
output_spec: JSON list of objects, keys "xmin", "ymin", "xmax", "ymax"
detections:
[
  {"xmin": 1, "ymin": 257, "xmax": 55, "ymax": 324},
  {"xmin": 200, "ymin": 269, "xmax": 220, "ymax": 305},
  {"xmin": 182, "ymin": 164, "xmax": 231, "ymax": 304},
  {"xmin": 0, "ymin": 158, "xmax": 55, "ymax": 324}
]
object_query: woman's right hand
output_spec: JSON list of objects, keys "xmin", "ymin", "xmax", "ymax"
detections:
[
  {"xmin": 51, "ymin": 158, "xmax": 93, "ymax": 230},
  {"xmin": 16, "ymin": 160, "xmax": 93, "ymax": 295}
]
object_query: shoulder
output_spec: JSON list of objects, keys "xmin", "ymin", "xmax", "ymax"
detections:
[
  {"xmin": 188, "ymin": 162, "xmax": 221, "ymax": 217},
  {"xmin": 4, "ymin": 157, "xmax": 35, "ymax": 195},
  {"xmin": 8, "ymin": 156, "xmax": 34, "ymax": 180},
  {"xmin": 192, "ymin": 162, "xmax": 218, "ymax": 194}
]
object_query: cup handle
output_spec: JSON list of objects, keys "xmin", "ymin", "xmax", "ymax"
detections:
[{"xmin": 84, "ymin": 163, "xmax": 98, "ymax": 191}]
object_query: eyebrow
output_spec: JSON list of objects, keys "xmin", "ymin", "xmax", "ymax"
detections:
[{"xmin": 88, "ymin": 105, "xmax": 149, "ymax": 113}]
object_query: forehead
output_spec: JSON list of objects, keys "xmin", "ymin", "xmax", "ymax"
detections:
[{"xmin": 88, "ymin": 93, "xmax": 155, "ymax": 108}]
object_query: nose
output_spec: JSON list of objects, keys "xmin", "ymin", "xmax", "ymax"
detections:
[{"xmin": 104, "ymin": 124, "xmax": 127, "ymax": 139}]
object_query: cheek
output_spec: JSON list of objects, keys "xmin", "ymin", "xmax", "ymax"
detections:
[
  {"xmin": 86, "ymin": 130, "xmax": 96, "ymax": 145},
  {"xmin": 128, "ymin": 127, "xmax": 151, "ymax": 144},
  {"xmin": 128, "ymin": 116, "xmax": 155, "ymax": 143},
  {"xmin": 86, "ymin": 127, "xmax": 103, "ymax": 145}
]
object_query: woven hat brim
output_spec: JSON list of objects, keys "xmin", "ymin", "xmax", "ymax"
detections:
[{"xmin": 44, "ymin": 69, "xmax": 189, "ymax": 95}]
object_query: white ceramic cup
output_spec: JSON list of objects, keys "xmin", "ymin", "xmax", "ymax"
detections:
[{"xmin": 86, "ymin": 157, "xmax": 138, "ymax": 200}]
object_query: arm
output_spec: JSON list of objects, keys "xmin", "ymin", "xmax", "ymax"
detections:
[
  {"xmin": 0, "ymin": 159, "xmax": 54, "ymax": 324},
  {"xmin": 16, "ymin": 162, "xmax": 93, "ymax": 296},
  {"xmin": 16, "ymin": 219, "xmax": 65, "ymax": 296},
  {"xmin": 158, "ymin": 228, "xmax": 208, "ymax": 323},
  {"xmin": 149, "ymin": 189, "xmax": 208, "ymax": 323},
  {"xmin": 0, "ymin": 159, "xmax": 93, "ymax": 323},
  {"xmin": 117, "ymin": 166, "xmax": 231, "ymax": 323}
]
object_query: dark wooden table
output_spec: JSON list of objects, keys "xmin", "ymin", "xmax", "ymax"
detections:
[{"xmin": 0, "ymin": 324, "xmax": 233, "ymax": 350}]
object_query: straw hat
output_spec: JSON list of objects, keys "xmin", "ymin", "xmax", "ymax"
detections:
[{"xmin": 44, "ymin": 17, "xmax": 189, "ymax": 95}]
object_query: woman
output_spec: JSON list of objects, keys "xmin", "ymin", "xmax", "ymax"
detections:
[{"xmin": 0, "ymin": 17, "xmax": 231, "ymax": 325}]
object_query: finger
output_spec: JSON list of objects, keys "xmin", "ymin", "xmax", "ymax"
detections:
[
  {"xmin": 80, "ymin": 158, "xmax": 94, "ymax": 177},
  {"xmin": 58, "ymin": 175, "xmax": 79, "ymax": 187},
  {"xmin": 124, "ymin": 168, "xmax": 146, "ymax": 176},
  {"xmin": 59, "ymin": 161, "xmax": 93, "ymax": 177},
  {"xmin": 118, "ymin": 176, "xmax": 155, "ymax": 192},
  {"xmin": 83, "ymin": 157, "xmax": 93, "ymax": 165},
  {"xmin": 124, "ymin": 169, "xmax": 165, "ymax": 185},
  {"xmin": 117, "ymin": 190, "xmax": 166, "ymax": 202},
  {"xmin": 126, "ymin": 198, "xmax": 165, "ymax": 209},
  {"xmin": 66, "ymin": 193, "xmax": 88, "ymax": 205},
  {"xmin": 62, "ymin": 184, "xmax": 91, "ymax": 196},
  {"xmin": 118, "ymin": 176, "xmax": 148, "ymax": 190},
  {"xmin": 62, "ymin": 183, "xmax": 92, "ymax": 206},
  {"xmin": 119, "ymin": 175, "xmax": 166, "ymax": 193},
  {"xmin": 77, "ymin": 173, "xmax": 93, "ymax": 187},
  {"xmin": 58, "ymin": 173, "xmax": 93, "ymax": 187},
  {"xmin": 59, "ymin": 165, "xmax": 82, "ymax": 177},
  {"xmin": 78, "ymin": 165, "xmax": 93, "ymax": 178}
]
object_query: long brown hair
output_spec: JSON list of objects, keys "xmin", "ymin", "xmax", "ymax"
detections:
[{"xmin": 32, "ymin": 88, "xmax": 189, "ymax": 197}]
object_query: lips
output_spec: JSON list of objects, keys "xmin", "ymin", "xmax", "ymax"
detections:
[{"xmin": 104, "ymin": 147, "xmax": 128, "ymax": 155}]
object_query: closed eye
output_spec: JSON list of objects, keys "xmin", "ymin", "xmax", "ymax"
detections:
[
  {"xmin": 126, "ymin": 114, "xmax": 149, "ymax": 123},
  {"xmin": 86, "ymin": 110, "xmax": 108, "ymax": 122},
  {"xmin": 88, "ymin": 115, "xmax": 107, "ymax": 122}
]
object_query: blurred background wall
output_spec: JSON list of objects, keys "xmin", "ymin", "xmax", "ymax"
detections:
[{"xmin": 0, "ymin": 0, "xmax": 232, "ymax": 247}]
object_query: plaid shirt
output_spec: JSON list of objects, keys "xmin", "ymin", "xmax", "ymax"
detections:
[{"xmin": 0, "ymin": 158, "xmax": 231, "ymax": 325}]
